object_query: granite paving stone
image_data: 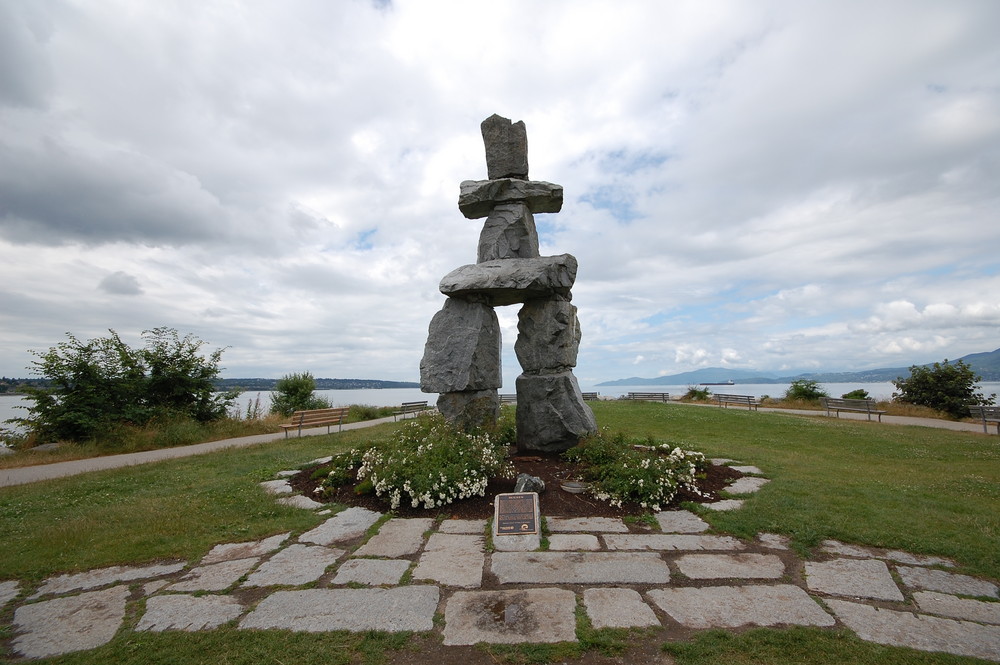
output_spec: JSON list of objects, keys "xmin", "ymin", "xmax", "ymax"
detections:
[
  {"xmin": 675, "ymin": 553, "xmax": 785, "ymax": 579},
  {"xmin": 828, "ymin": 598, "xmax": 1000, "ymax": 662},
  {"xmin": 703, "ymin": 499, "xmax": 744, "ymax": 511},
  {"xmin": 492, "ymin": 552, "xmax": 671, "ymax": 585},
  {"xmin": 13, "ymin": 585, "xmax": 129, "ymax": 659},
  {"xmin": 259, "ymin": 479, "xmax": 292, "ymax": 495},
  {"xmin": 914, "ymin": 590, "xmax": 1000, "ymax": 625},
  {"xmin": 443, "ymin": 589, "xmax": 577, "ymax": 645},
  {"xmin": 239, "ymin": 586, "xmax": 439, "ymax": 632},
  {"xmin": 648, "ymin": 585, "xmax": 835, "ymax": 629},
  {"xmin": 0, "ymin": 580, "xmax": 20, "ymax": 607},
  {"xmin": 603, "ymin": 534, "xmax": 744, "ymax": 551},
  {"xmin": 332, "ymin": 559, "xmax": 410, "ymax": 586},
  {"xmin": 166, "ymin": 557, "xmax": 259, "ymax": 592},
  {"xmin": 583, "ymin": 588, "xmax": 660, "ymax": 629},
  {"xmin": 201, "ymin": 533, "xmax": 289, "ymax": 565},
  {"xmin": 729, "ymin": 465, "xmax": 763, "ymax": 474},
  {"xmin": 897, "ymin": 565, "xmax": 999, "ymax": 598},
  {"xmin": 438, "ymin": 518, "xmax": 487, "ymax": 534},
  {"xmin": 546, "ymin": 516, "xmax": 628, "ymax": 533},
  {"xmin": 724, "ymin": 477, "xmax": 770, "ymax": 495},
  {"xmin": 298, "ymin": 507, "xmax": 383, "ymax": 546},
  {"xmin": 243, "ymin": 544, "xmax": 343, "ymax": 587},
  {"xmin": 883, "ymin": 550, "xmax": 956, "ymax": 568},
  {"xmin": 819, "ymin": 540, "xmax": 955, "ymax": 567},
  {"xmin": 805, "ymin": 558, "xmax": 903, "ymax": 601},
  {"xmin": 137, "ymin": 594, "xmax": 244, "ymax": 632},
  {"xmin": 413, "ymin": 534, "xmax": 485, "ymax": 588},
  {"xmin": 277, "ymin": 495, "xmax": 325, "ymax": 510},
  {"xmin": 354, "ymin": 517, "xmax": 433, "ymax": 558},
  {"xmin": 31, "ymin": 561, "xmax": 186, "ymax": 598},
  {"xmin": 548, "ymin": 534, "xmax": 600, "ymax": 551},
  {"xmin": 655, "ymin": 510, "xmax": 709, "ymax": 533},
  {"xmin": 756, "ymin": 533, "xmax": 790, "ymax": 550}
]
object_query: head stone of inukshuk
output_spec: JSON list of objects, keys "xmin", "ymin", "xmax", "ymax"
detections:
[{"xmin": 419, "ymin": 114, "xmax": 597, "ymax": 452}]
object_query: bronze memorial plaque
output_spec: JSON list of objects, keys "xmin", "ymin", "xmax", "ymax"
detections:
[{"xmin": 495, "ymin": 492, "xmax": 538, "ymax": 535}]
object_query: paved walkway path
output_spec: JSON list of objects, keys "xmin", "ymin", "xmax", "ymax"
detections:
[{"xmin": 3, "ymin": 459, "xmax": 999, "ymax": 661}]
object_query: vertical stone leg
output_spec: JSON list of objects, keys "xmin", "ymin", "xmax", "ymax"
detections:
[{"xmin": 437, "ymin": 390, "xmax": 501, "ymax": 432}]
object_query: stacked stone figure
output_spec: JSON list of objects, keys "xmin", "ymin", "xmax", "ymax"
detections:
[{"xmin": 420, "ymin": 114, "xmax": 597, "ymax": 452}]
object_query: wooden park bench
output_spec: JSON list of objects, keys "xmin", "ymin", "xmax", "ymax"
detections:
[
  {"xmin": 968, "ymin": 405, "xmax": 1000, "ymax": 434},
  {"xmin": 394, "ymin": 401, "xmax": 430, "ymax": 421},
  {"xmin": 819, "ymin": 396, "xmax": 885, "ymax": 422},
  {"xmin": 626, "ymin": 392, "xmax": 670, "ymax": 402},
  {"xmin": 581, "ymin": 392, "xmax": 599, "ymax": 401},
  {"xmin": 715, "ymin": 393, "xmax": 760, "ymax": 411},
  {"xmin": 500, "ymin": 394, "xmax": 517, "ymax": 404},
  {"xmin": 280, "ymin": 407, "xmax": 350, "ymax": 438}
]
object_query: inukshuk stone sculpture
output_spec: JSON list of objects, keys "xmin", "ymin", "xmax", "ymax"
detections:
[{"xmin": 420, "ymin": 114, "xmax": 597, "ymax": 452}]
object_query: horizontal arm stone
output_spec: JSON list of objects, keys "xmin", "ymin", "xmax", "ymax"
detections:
[
  {"xmin": 458, "ymin": 179, "xmax": 564, "ymax": 219},
  {"xmin": 439, "ymin": 255, "xmax": 577, "ymax": 307}
]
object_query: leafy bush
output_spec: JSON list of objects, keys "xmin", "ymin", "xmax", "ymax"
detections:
[
  {"xmin": 841, "ymin": 389, "xmax": 871, "ymax": 400},
  {"xmin": 11, "ymin": 328, "xmax": 237, "ymax": 443},
  {"xmin": 563, "ymin": 430, "xmax": 707, "ymax": 511},
  {"xmin": 321, "ymin": 413, "xmax": 514, "ymax": 509},
  {"xmin": 682, "ymin": 386, "xmax": 712, "ymax": 401},
  {"xmin": 346, "ymin": 404, "xmax": 396, "ymax": 422},
  {"xmin": 269, "ymin": 372, "xmax": 330, "ymax": 417},
  {"xmin": 892, "ymin": 359, "xmax": 995, "ymax": 419},
  {"xmin": 784, "ymin": 379, "xmax": 828, "ymax": 402}
]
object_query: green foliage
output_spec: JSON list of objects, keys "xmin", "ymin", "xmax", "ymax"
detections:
[
  {"xmin": 11, "ymin": 327, "xmax": 237, "ymax": 443},
  {"xmin": 682, "ymin": 385, "xmax": 712, "ymax": 401},
  {"xmin": 784, "ymin": 379, "xmax": 828, "ymax": 402},
  {"xmin": 321, "ymin": 413, "xmax": 514, "ymax": 509},
  {"xmin": 841, "ymin": 389, "xmax": 871, "ymax": 400},
  {"xmin": 563, "ymin": 429, "xmax": 707, "ymax": 511},
  {"xmin": 269, "ymin": 372, "xmax": 331, "ymax": 417},
  {"xmin": 346, "ymin": 404, "xmax": 395, "ymax": 422},
  {"xmin": 892, "ymin": 359, "xmax": 995, "ymax": 419}
]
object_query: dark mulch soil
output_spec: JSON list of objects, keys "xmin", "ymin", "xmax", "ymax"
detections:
[{"xmin": 289, "ymin": 450, "xmax": 742, "ymax": 519}]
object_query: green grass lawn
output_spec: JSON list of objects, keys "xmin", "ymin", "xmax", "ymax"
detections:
[{"xmin": 1, "ymin": 402, "xmax": 998, "ymax": 664}]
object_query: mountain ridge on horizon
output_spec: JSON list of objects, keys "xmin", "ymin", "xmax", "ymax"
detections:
[{"xmin": 596, "ymin": 347, "xmax": 1000, "ymax": 386}]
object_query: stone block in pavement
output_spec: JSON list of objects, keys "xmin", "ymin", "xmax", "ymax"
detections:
[
  {"xmin": 31, "ymin": 561, "xmax": 186, "ymax": 598},
  {"xmin": 259, "ymin": 479, "xmax": 292, "ymax": 495},
  {"xmin": 298, "ymin": 507, "xmax": 382, "ymax": 546},
  {"xmin": 914, "ymin": 590, "xmax": 1000, "ymax": 625},
  {"xmin": 166, "ymin": 557, "xmax": 259, "ymax": 592},
  {"xmin": 828, "ymin": 598, "xmax": 1000, "ymax": 662},
  {"xmin": 243, "ymin": 544, "xmax": 344, "ymax": 587},
  {"xmin": 443, "ymin": 589, "xmax": 576, "ymax": 645},
  {"xmin": 332, "ymin": 559, "xmax": 410, "ymax": 586},
  {"xmin": 603, "ymin": 534, "xmax": 744, "ymax": 551},
  {"xmin": 137, "ymin": 594, "xmax": 244, "ymax": 631},
  {"xmin": 202, "ymin": 532, "xmax": 289, "ymax": 564},
  {"xmin": 548, "ymin": 534, "xmax": 600, "ymax": 551},
  {"xmin": 724, "ymin": 477, "xmax": 770, "ymax": 494},
  {"xmin": 413, "ymin": 533, "xmax": 484, "ymax": 588},
  {"xmin": 546, "ymin": 516, "xmax": 628, "ymax": 533},
  {"xmin": 729, "ymin": 465, "xmax": 763, "ymax": 474},
  {"xmin": 897, "ymin": 565, "xmax": 999, "ymax": 598},
  {"xmin": 819, "ymin": 540, "xmax": 955, "ymax": 567},
  {"xmin": 13, "ymin": 585, "xmax": 129, "ymax": 659},
  {"xmin": 675, "ymin": 553, "xmax": 785, "ymax": 579},
  {"xmin": 584, "ymin": 588, "xmax": 660, "ymax": 629},
  {"xmin": 492, "ymin": 552, "xmax": 670, "ymax": 584},
  {"xmin": 648, "ymin": 585, "xmax": 835, "ymax": 629},
  {"xmin": 805, "ymin": 558, "xmax": 903, "ymax": 601},
  {"xmin": 756, "ymin": 533, "xmax": 791, "ymax": 550},
  {"xmin": 655, "ymin": 510, "xmax": 709, "ymax": 533},
  {"xmin": 241, "ymin": 586, "xmax": 439, "ymax": 633},
  {"xmin": 278, "ymin": 495, "xmax": 325, "ymax": 510},
  {"xmin": 354, "ymin": 517, "xmax": 433, "ymax": 558},
  {"xmin": 0, "ymin": 580, "xmax": 20, "ymax": 607},
  {"xmin": 703, "ymin": 499, "xmax": 744, "ymax": 511},
  {"xmin": 438, "ymin": 518, "xmax": 487, "ymax": 534}
]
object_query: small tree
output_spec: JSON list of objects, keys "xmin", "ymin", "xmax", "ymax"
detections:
[
  {"xmin": 892, "ymin": 359, "xmax": 995, "ymax": 419},
  {"xmin": 269, "ymin": 372, "xmax": 330, "ymax": 417},
  {"xmin": 784, "ymin": 379, "xmax": 828, "ymax": 402}
]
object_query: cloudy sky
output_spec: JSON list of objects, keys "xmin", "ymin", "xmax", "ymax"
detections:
[{"xmin": 2, "ymin": 0, "xmax": 999, "ymax": 387}]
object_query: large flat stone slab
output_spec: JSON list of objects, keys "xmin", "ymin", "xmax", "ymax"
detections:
[
  {"xmin": 648, "ymin": 585, "xmax": 835, "ymax": 629},
  {"xmin": 243, "ymin": 544, "xmax": 343, "ymax": 587},
  {"xmin": 584, "ymin": 588, "xmax": 660, "ymax": 629},
  {"xmin": 459, "ymin": 178, "xmax": 563, "ymax": 219},
  {"xmin": 897, "ymin": 565, "xmax": 999, "ymax": 598},
  {"xmin": 828, "ymin": 598, "xmax": 1000, "ymax": 662},
  {"xmin": 331, "ymin": 559, "xmax": 410, "ymax": 586},
  {"xmin": 914, "ymin": 591, "xmax": 1000, "ymax": 625},
  {"xmin": 31, "ymin": 561, "xmax": 186, "ymax": 598},
  {"xmin": 439, "ymin": 255, "xmax": 577, "ymax": 306},
  {"xmin": 13, "ymin": 585, "xmax": 129, "ymax": 658},
  {"xmin": 166, "ymin": 557, "xmax": 259, "ymax": 592},
  {"xmin": 0, "ymin": 580, "xmax": 20, "ymax": 607},
  {"xmin": 655, "ymin": 511, "xmax": 709, "ymax": 533},
  {"xmin": 546, "ymin": 516, "xmax": 628, "ymax": 533},
  {"xmin": 443, "ymin": 589, "xmax": 576, "ymax": 645},
  {"xmin": 137, "ymin": 594, "xmax": 245, "ymax": 631},
  {"xmin": 298, "ymin": 507, "xmax": 382, "ymax": 546},
  {"xmin": 805, "ymin": 558, "xmax": 903, "ymax": 601},
  {"xmin": 603, "ymin": 534, "xmax": 744, "ymax": 551},
  {"xmin": 240, "ymin": 587, "xmax": 439, "ymax": 633},
  {"xmin": 675, "ymin": 553, "xmax": 785, "ymax": 579},
  {"xmin": 438, "ymin": 519, "xmax": 487, "ymax": 534},
  {"xmin": 491, "ymin": 552, "xmax": 670, "ymax": 585},
  {"xmin": 413, "ymin": 534, "xmax": 484, "ymax": 588},
  {"xmin": 201, "ymin": 533, "xmax": 289, "ymax": 564},
  {"xmin": 548, "ymin": 534, "xmax": 600, "ymax": 551},
  {"xmin": 724, "ymin": 477, "xmax": 770, "ymax": 494},
  {"xmin": 819, "ymin": 540, "xmax": 955, "ymax": 567},
  {"xmin": 354, "ymin": 518, "xmax": 433, "ymax": 558}
]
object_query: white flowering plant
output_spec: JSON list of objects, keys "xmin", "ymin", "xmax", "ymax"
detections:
[
  {"xmin": 562, "ymin": 429, "xmax": 707, "ymax": 511},
  {"xmin": 320, "ymin": 412, "xmax": 514, "ymax": 510}
]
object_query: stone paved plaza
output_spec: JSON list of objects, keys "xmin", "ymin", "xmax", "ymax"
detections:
[{"xmin": 4, "ymin": 460, "xmax": 999, "ymax": 661}]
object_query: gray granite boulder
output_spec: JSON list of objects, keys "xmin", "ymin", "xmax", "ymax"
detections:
[
  {"xmin": 440, "ymin": 255, "xmax": 577, "ymax": 306},
  {"xmin": 437, "ymin": 389, "xmax": 500, "ymax": 431},
  {"xmin": 477, "ymin": 203, "xmax": 540, "ymax": 262},
  {"xmin": 515, "ymin": 299, "xmax": 580, "ymax": 373},
  {"xmin": 481, "ymin": 114, "xmax": 528, "ymax": 180},
  {"xmin": 459, "ymin": 179, "xmax": 563, "ymax": 219},
  {"xmin": 515, "ymin": 372, "xmax": 597, "ymax": 452},
  {"xmin": 420, "ymin": 299, "xmax": 501, "ymax": 393}
]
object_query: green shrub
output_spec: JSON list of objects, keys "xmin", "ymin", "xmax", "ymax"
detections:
[
  {"xmin": 841, "ymin": 389, "xmax": 871, "ymax": 400},
  {"xmin": 784, "ymin": 379, "xmax": 828, "ymax": 402},
  {"xmin": 892, "ymin": 359, "xmax": 995, "ymax": 419},
  {"xmin": 346, "ymin": 404, "xmax": 395, "ymax": 422},
  {"xmin": 563, "ymin": 429, "xmax": 707, "ymax": 511},
  {"xmin": 269, "ymin": 372, "xmax": 330, "ymax": 417},
  {"xmin": 682, "ymin": 386, "xmax": 712, "ymax": 401}
]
